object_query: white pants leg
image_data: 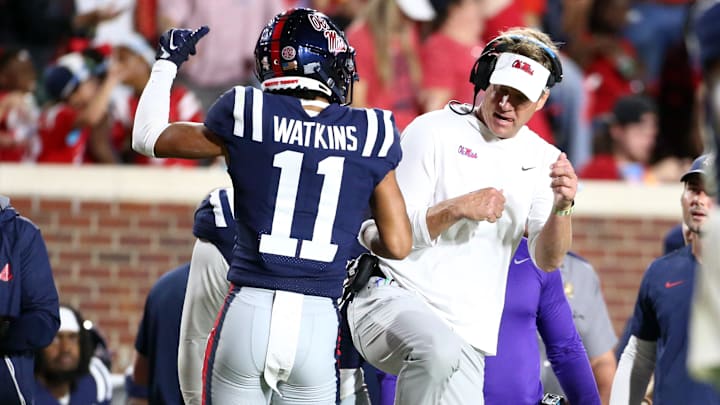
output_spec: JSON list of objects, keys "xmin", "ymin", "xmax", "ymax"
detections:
[
  {"xmin": 203, "ymin": 287, "xmax": 339, "ymax": 405},
  {"xmin": 179, "ymin": 239, "xmax": 231, "ymax": 405},
  {"xmin": 347, "ymin": 280, "xmax": 485, "ymax": 405}
]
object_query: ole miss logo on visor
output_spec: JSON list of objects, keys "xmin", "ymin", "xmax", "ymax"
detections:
[{"xmin": 512, "ymin": 59, "xmax": 534, "ymax": 76}]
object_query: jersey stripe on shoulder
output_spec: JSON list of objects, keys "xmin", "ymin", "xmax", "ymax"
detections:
[
  {"xmin": 362, "ymin": 109, "xmax": 378, "ymax": 157},
  {"xmin": 250, "ymin": 88, "xmax": 263, "ymax": 142},
  {"xmin": 378, "ymin": 109, "xmax": 394, "ymax": 158},
  {"xmin": 232, "ymin": 86, "xmax": 245, "ymax": 137},
  {"xmin": 208, "ymin": 187, "xmax": 235, "ymax": 228},
  {"xmin": 209, "ymin": 188, "xmax": 228, "ymax": 228}
]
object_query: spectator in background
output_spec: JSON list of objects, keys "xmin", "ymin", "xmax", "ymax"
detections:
[
  {"xmin": 38, "ymin": 51, "xmax": 125, "ymax": 164},
  {"xmin": 538, "ymin": 0, "xmax": 596, "ymax": 169},
  {"xmin": 0, "ymin": 48, "xmax": 40, "ymax": 162},
  {"xmin": 623, "ymin": 0, "xmax": 690, "ymax": 87},
  {"xmin": 75, "ymin": 0, "xmax": 135, "ymax": 45},
  {"xmin": 539, "ymin": 252, "xmax": 617, "ymax": 405},
  {"xmin": 576, "ymin": 0, "xmax": 645, "ymax": 121},
  {"xmin": 34, "ymin": 304, "xmax": 112, "ymax": 405},
  {"xmin": 484, "ymin": 238, "xmax": 601, "ymax": 405},
  {"xmin": 579, "ymin": 94, "xmax": 688, "ymax": 182},
  {"xmin": 156, "ymin": 0, "xmax": 285, "ymax": 111},
  {"xmin": 0, "ymin": 195, "xmax": 60, "ymax": 405},
  {"xmin": 611, "ymin": 154, "xmax": 720, "ymax": 404},
  {"xmin": 107, "ymin": 33, "xmax": 202, "ymax": 166},
  {"xmin": 130, "ymin": 263, "xmax": 190, "ymax": 405},
  {"xmin": 346, "ymin": 0, "xmax": 432, "ymax": 131},
  {"xmin": 0, "ymin": 0, "xmax": 124, "ymax": 74},
  {"xmin": 420, "ymin": 0, "xmax": 486, "ymax": 113}
]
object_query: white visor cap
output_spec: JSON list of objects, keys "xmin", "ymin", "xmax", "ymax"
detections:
[
  {"xmin": 489, "ymin": 53, "xmax": 551, "ymax": 103},
  {"xmin": 59, "ymin": 306, "xmax": 80, "ymax": 333}
]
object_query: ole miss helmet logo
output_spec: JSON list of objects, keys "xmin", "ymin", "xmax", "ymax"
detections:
[{"xmin": 512, "ymin": 59, "xmax": 534, "ymax": 76}]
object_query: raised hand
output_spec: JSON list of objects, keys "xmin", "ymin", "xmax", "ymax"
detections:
[
  {"xmin": 549, "ymin": 152, "xmax": 577, "ymax": 210},
  {"xmin": 156, "ymin": 26, "xmax": 210, "ymax": 68}
]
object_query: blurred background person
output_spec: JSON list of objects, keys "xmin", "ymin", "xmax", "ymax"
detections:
[
  {"xmin": 484, "ymin": 238, "xmax": 601, "ymax": 405},
  {"xmin": 420, "ymin": 0, "xmax": 486, "ymax": 113},
  {"xmin": 580, "ymin": 0, "xmax": 645, "ymax": 122},
  {"xmin": 106, "ymin": 33, "xmax": 203, "ymax": 166},
  {"xmin": 38, "ymin": 51, "xmax": 125, "ymax": 164},
  {"xmin": 346, "ymin": 0, "xmax": 432, "ymax": 131},
  {"xmin": 611, "ymin": 154, "xmax": 720, "ymax": 404},
  {"xmin": 0, "ymin": 0, "xmax": 124, "ymax": 74},
  {"xmin": 0, "ymin": 195, "xmax": 60, "ymax": 405},
  {"xmin": 623, "ymin": 0, "xmax": 690, "ymax": 87},
  {"xmin": 539, "ymin": 252, "xmax": 618, "ymax": 405},
  {"xmin": 579, "ymin": 94, "xmax": 689, "ymax": 182},
  {"xmin": 0, "ymin": 48, "xmax": 40, "ymax": 162},
  {"xmin": 129, "ymin": 263, "xmax": 190, "ymax": 405},
  {"xmin": 34, "ymin": 304, "xmax": 112, "ymax": 405},
  {"xmin": 156, "ymin": 0, "xmax": 285, "ymax": 112}
]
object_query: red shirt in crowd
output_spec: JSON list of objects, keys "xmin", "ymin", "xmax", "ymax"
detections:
[
  {"xmin": 421, "ymin": 32, "xmax": 483, "ymax": 105},
  {"xmin": 585, "ymin": 39, "xmax": 638, "ymax": 119},
  {"xmin": 346, "ymin": 22, "xmax": 423, "ymax": 131},
  {"xmin": 37, "ymin": 104, "xmax": 90, "ymax": 164},
  {"xmin": 578, "ymin": 154, "xmax": 621, "ymax": 180}
]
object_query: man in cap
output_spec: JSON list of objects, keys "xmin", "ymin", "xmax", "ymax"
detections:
[
  {"xmin": 611, "ymin": 154, "xmax": 720, "ymax": 404},
  {"xmin": 347, "ymin": 27, "xmax": 577, "ymax": 404},
  {"xmin": 34, "ymin": 304, "xmax": 112, "ymax": 405}
]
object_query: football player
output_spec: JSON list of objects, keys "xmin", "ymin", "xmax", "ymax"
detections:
[{"xmin": 131, "ymin": 8, "xmax": 411, "ymax": 404}]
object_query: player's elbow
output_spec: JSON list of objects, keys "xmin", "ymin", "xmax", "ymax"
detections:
[
  {"xmin": 380, "ymin": 233, "xmax": 412, "ymax": 260},
  {"xmin": 132, "ymin": 122, "xmax": 165, "ymax": 157}
]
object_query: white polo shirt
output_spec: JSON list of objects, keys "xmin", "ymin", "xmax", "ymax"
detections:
[{"xmin": 380, "ymin": 104, "xmax": 560, "ymax": 355}]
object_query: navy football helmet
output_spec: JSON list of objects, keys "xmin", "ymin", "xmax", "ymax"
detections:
[{"xmin": 254, "ymin": 8, "xmax": 358, "ymax": 105}]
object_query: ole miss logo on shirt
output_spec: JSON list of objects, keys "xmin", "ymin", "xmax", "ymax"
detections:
[
  {"xmin": 458, "ymin": 145, "xmax": 477, "ymax": 159},
  {"xmin": 512, "ymin": 59, "xmax": 534, "ymax": 76}
]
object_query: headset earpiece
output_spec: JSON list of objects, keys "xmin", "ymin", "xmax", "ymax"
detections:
[{"xmin": 468, "ymin": 34, "xmax": 563, "ymax": 96}]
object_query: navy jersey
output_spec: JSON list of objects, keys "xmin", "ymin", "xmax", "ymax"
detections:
[
  {"xmin": 135, "ymin": 263, "xmax": 190, "ymax": 405},
  {"xmin": 205, "ymin": 87, "xmax": 401, "ymax": 299},
  {"xmin": 193, "ymin": 187, "xmax": 237, "ymax": 264},
  {"xmin": 629, "ymin": 245, "xmax": 720, "ymax": 404}
]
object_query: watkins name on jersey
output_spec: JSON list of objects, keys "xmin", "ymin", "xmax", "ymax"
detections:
[{"xmin": 273, "ymin": 116, "xmax": 357, "ymax": 151}]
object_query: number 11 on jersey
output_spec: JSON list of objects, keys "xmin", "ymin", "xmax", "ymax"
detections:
[{"xmin": 259, "ymin": 150, "xmax": 344, "ymax": 263}]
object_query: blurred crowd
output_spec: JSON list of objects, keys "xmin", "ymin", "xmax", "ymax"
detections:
[{"xmin": 0, "ymin": 0, "xmax": 704, "ymax": 180}]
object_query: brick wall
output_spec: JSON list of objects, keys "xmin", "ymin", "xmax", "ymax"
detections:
[
  {"xmin": 9, "ymin": 197, "xmax": 198, "ymax": 371},
  {"xmin": 0, "ymin": 165, "xmax": 684, "ymax": 372}
]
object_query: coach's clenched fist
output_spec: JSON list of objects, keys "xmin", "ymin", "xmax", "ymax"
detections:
[{"xmin": 457, "ymin": 187, "xmax": 506, "ymax": 223}]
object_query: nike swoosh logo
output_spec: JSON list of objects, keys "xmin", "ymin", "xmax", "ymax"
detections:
[
  {"xmin": 513, "ymin": 258, "xmax": 530, "ymax": 264},
  {"xmin": 521, "ymin": 166, "xmax": 535, "ymax": 171},
  {"xmin": 160, "ymin": 48, "xmax": 170, "ymax": 59},
  {"xmin": 665, "ymin": 280, "xmax": 685, "ymax": 288},
  {"xmin": 169, "ymin": 31, "xmax": 178, "ymax": 50}
]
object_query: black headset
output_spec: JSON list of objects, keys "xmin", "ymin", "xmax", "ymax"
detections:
[{"xmin": 468, "ymin": 34, "xmax": 564, "ymax": 97}]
